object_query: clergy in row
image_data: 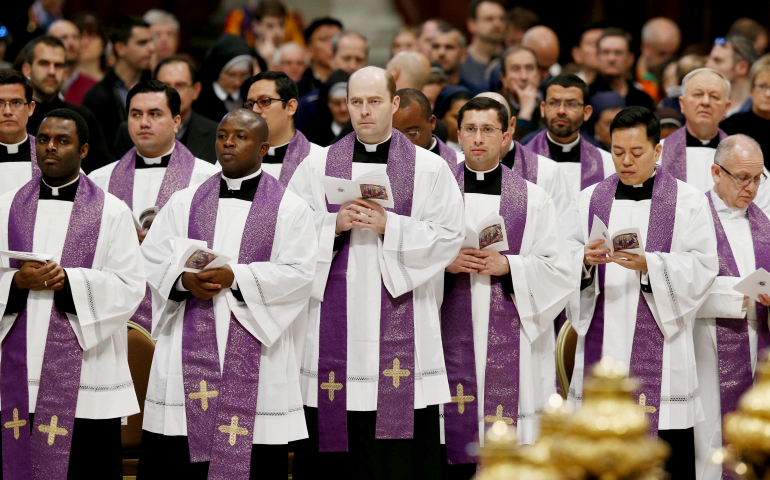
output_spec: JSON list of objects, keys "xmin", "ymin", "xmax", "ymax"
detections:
[
  {"xmin": 89, "ymin": 80, "xmax": 219, "ymax": 332},
  {"xmin": 244, "ymin": 71, "xmax": 324, "ymax": 186},
  {"xmin": 693, "ymin": 135, "xmax": 770, "ymax": 480},
  {"xmin": 288, "ymin": 66, "xmax": 465, "ymax": 479},
  {"xmin": 660, "ymin": 67, "xmax": 770, "ymax": 213},
  {"xmin": 440, "ymin": 96, "xmax": 573, "ymax": 479},
  {"xmin": 0, "ymin": 70, "xmax": 41, "ymax": 196},
  {"xmin": 525, "ymin": 74, "xmax": 615, "ymax": 197},
  {"xmin": 563, "ymin": 106, "xmax": 718, "ymax": 480},
  {"xmin": 137, "ymin": 109, "xmax": 318, "ymax": 479},
  {"xmin": 0, "ymin": 109, "xmax": 146, "ymax": 479}
]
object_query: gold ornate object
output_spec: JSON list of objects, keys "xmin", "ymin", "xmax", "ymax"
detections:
[
  {"xmin": 550, "ymin": 357, "xmax": 669, "ymax": 480},
  {"xmin": 382, "ymin": 358, "xmax": 410, "ymax": 388},
  {"xmin": 475, "ymin": 421, "xmax": 562, "ymax": 480}
]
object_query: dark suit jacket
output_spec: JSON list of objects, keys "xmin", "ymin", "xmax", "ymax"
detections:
[
  {"xmin": 191, "ymin": 83, "xmax": 230, "ymax": 124},
  {"xmin": 114, "ymin": 111, "xmax": 219, "ymax": 164}
]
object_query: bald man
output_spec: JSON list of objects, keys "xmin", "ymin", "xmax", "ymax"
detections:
[
  {"xmin": 137, "ymin": 108, "xmax": 318, "ymax": 479},
  {"xmin": 637, "ymin": 18, "xmax": 681, "ymax": 103},
  {"xmin": 386, "ymin": 51, "xmax": 431, "ymax": 90},
  {"xmin": 694, "ymin": 135, "xmax": 770, "ymax": 480},
  {"xmin": 522, "ymin": 25, "xmax": 561, "ymax": 80},
  {"xmin": 289, "ymin": 66, "xmax": 464, "ymax": 479},
  {"xmin": 47, "ymin": 19, "xmax": 97, "ymax": 105}
]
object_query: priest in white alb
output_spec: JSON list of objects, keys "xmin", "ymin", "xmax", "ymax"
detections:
[
  {"xmin": 440, "ymin": 96, "xmax": 573, "ymax": 479},
  {"xmin": 693, "ymin": 134, "xmax": 770, "ymax": 480},
  {"xmin": 0, "ymin": 70, "xmax": 43, "ymax": 195},
  {"xmin": 563, "ymin": 106, "xmax": 718, "ymax": 480},
  {"xmin": 288, "ymin": 66, "xmax": 465, "ymax": 479},
  {"xmin": 0, "ymin": 109, "xmax": 145, "ymax": 480},
  {"xmin": 137, "ymin": 109, "xmax": 317, "ymax": 480}
]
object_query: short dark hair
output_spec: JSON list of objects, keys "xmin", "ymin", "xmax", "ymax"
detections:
[
  {"xmin": 434, "ymin": 21, "xmax": 467, "ymax": 49},
  {"xmin": 500, "ymin": 46, "xmax": 539, "ymax": 75},
  {"xmin": 304, "ymin": 17, "xmax": 343, "ymax": 44},
  {"xmin": 396, "ymin": 88, "xmax": 432, "ymax": 122},
  {"xmin": 23, "ymin": 35, "xmax": 66, "ymax": 65},
  {"xmin": 598, "ymin": 27, "xmax": 633, "ymax": 51},
  {"xmin": 126, "ymin": 79, "xmax": 181, "ymax": 117},
  {"xmin": 41, "ymin": 108, "xmax": 89, "ymax": 147},
  {"xmin": 252, "ymin": 70, "xmax": 299, "ymax": 102},
  {"xmin": 468, "ymin": 0, "xmax": 506, "ymax": 20},
  {"xmin": 110, "ymin": 16, "xmax": 149, "ymax": 47},
  {"xmin": 253, "ymin": 0, "xmax": 287, "ymax": 21},
  {"xmin": 609, "ymin": 106, "xmax": 660, "ymax": 146},
  {"xmin": 506, "ymin": 6, "xmax": 539, "ymax": 31},
  {"xmin": 154, "ymin": 55, "xmax": 197, "ymax": 83},
  {"xmin": 544, "ymin": 73, "xmax": 590, "ymax": 103},
  {"xmin": 458, "ymin": 96, "xmax": 509, "ymax": 130},
  {"xmin": 0, "ymin": 68, "xmax": 33, "ymax": 102}
]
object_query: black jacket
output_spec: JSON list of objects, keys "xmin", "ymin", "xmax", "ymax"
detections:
[
  {"xmin": 114, "ymin": 111, "xmax": 219, "ymax": 164},
  {"xmin": 588, "ymin": 76, "xmax": 655, "ymax": 111},
  {"xmin": 192, "ymin": 34, "xmax": 252, "ymax": 123}
]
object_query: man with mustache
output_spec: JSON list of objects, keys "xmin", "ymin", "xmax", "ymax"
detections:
[{"xmin": 89, "ymin": 80, "xmax": 219, "ymax": 331}]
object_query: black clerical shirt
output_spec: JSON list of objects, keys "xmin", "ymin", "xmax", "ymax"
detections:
[
  {"xmin": 546, "ymin": 136, "xmax": 581, "ymax": 163},
  {"xmin": 263, "ymin": 144, "xmax": 288, "ymax": 164},
  {"xmin": 0, "ymin": 137, "xmax": 33, "ymax": 163},
  {"xmin": 136, "ymin": 153, "xmax": 172, "ymax": 169},
  {"xmin": 353, "ymin": 137, "xmax": 391, "ymax": 164},
  {"xmin": 685, "ymin": 130, "xmax": 720, "ymax": 149}
]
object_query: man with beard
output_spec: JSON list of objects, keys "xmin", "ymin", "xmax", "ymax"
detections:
[
  {"xmin": 22, "ymin": 35, "xmax": 113, "ymax": 173},
  {"xmin": 430, "ymin": 23, "xmax": 467, "ymax": 87},
  {"xmin": 525, "ymin": 74, "xmax": 615, "ymax": 196},
  {"xmin": 47, "ymin": 19, "xmax": 97, "ymax": 106},
  {"xmin": 460, "ymin": 0, "xmax": 506, "ymax": 94}
]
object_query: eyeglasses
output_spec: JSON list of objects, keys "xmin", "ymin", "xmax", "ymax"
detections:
[
  {"xmin": 402, "ymin": 121, "xmax": 431, "ymax": 139},
  {"xmin": 459, "ymin": 125, "xmax": 504, "ymax": 136},
  {"xmin": 244, "ymin": 97, "xmax": 287, "ymax": 110},
  {"xmin": 0, "ymin": 99, "xmax": 28, "ymax": 111},
  {"xmin": 754, "ymin": 83, "xmax": 770, "ymax": 94},
  {"xmin": 545, "ymin": 99, "xmax": 585, "ymax": 112},
  {"xmin": 718, "ymin": 163, "xmax": 767, "ymax": 187}
]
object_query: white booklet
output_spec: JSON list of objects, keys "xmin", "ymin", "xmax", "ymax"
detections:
[
  {"xmin": 734, "ymin": 268, "xmax": 770, "ymax": 302},
  {"xmin": 322, "ymin": 170, "xmax": 395, "ymax": 209},
  {"xmin": 588, "ymin": 215, "xmax": 644, "ymax": 256},
  {"xmin": 0, "ymin": 250, "xmax": 53, "ymax": 264},
  {"xmin": 133, "ymin": 206, "xmax": 159, "ymax": 231},
  {"xmin": 173, "ymin": 238, "xmax": 232, "ymax": 274},
  {"xmin": 462, "ymin": 212, "xmax": 509, "ymax": 252}
]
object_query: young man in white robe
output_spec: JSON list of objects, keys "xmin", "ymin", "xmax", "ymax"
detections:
[
  {"xmin": 659, "ymin": 68, "xmax": 770, "ymax": 213},
  {"xmin": 0, "ymin": 109, "xmax": 145, "ymax": 479},
  {"xmin": 244, "ymin": 71, "xmax": 323, "ymax": 185},
  {"xmin": 440, "ymin": 96, "xmax": 574, "ymax": 479},
  {"xmin": 88, "ymin": 80, "xmax": 219, "ymax": 332},
  {"xmin": 137, "ymin": 109, "xmax": 317, "ymax": 480},
  {"xmin": 693, "ymin": 134, "xmax": 770, "ymax": 480},
  {"xmin": 563, "ymin": 106, "xmax": 719, "ymax": 480},
  {"xmin": 288, "ymin": 66, "xmax": 465, "ymax": 479},
  {"xmin": 0, "ymin": 70, "xmax": 43, "ymax": 195}
]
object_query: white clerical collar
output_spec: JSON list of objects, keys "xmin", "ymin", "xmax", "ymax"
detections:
[
  {"xmin": 357, "ymin": 134, "xmax": 392, "ymax": 152},
  {"xmin": 267, "ymin": 140, "xmax": 290, "ymax": 156},
  {"xmin": 42, "ymin": 175, "xmax": 79, "ymax": 197},
  {"xmin": 222, "ymin": 168, "xmax": 262, "ymax": 190},
  {"xmin": 212, "ymin": 81, "xmax": 240, "ymax": 102},
  {"xmin": 466, "ymin": 163, "xmax": 498, "ymax": 180},
  {"xmin": 430, "ymin": 138, "xmax": 437, "ymax": 151},
  {"xmin": 331, "ymin": 121, "xmax": 343, "ymax": 136},
  {"xmin": 632, "ymin": 169, "xmax": 656, "ymax": 188},
  {"xmin": 546, "ymin": 131, "xmax": 580, "ymax": 153},
  {"xmin": 508, "ymin": 141, "xmax": 515, "ymax": 153},
  {"xmin": 0, "ymin": 135, "xmax": 29, "ymax": 154},
  {"xmin": 711, "ymin": 188, "xmax": 748, "ymax": 219},
  {"xmin": 139, "ymin": 144, "xmax": 175, "ymax": 165}
]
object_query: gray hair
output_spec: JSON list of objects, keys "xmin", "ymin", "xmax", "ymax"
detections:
[
  {"xmin": 332, "ymin": 30, "xmax": 369, "ymax": 56},
  {"xmin": 681, "ymin": 67, "xmax": 732, "ymax": 99},
  {"xmin": 273, "ymin": 42, "xmax": 306, "ymax": 67},
  {"xmin": 143, "ymin": 9, "xmax": 180, "ymax": 35},
  {"xmin": 714, "ymin": 134, "xmax": 763, "ymax": 165}
]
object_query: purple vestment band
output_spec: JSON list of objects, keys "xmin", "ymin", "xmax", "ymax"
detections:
[
  {"xmin": 28, "ymin": 135, "xmax": 40, "ymax": 177},
  {"xmin": 2, "ymin": 174, "xmax": 104, "ymax": 480},
  {"xmin": 527, "ymin": 130, "xmax": 604, "ymax": 189},
  {"xmin": 108, "ymin": 140, "xmax": 196, "ymax": 332},
  {"xmin": 433, "ymin": 135, "xmax": 458, "ymax": 174},
  {"xmin": 277, "ymin": 130, "xmax": 311, "ymax": 186},
  {"xmin": 660, "ymin": 126, "xmax": 727, "ymax": 182},
  {"xmin": 707, "ymin": 191, "xmax": 770, "ymax": 418},
  {"xmin": 441, "ymin": 164, "xmax": 527, "ymax": 465},
  {"xmin": 584, "ymin": 169, "xmax": 677, "ymax": 434},
  {"xmin": 510, "ymin": 141, "xmax": 539, "ymax": 184},
  {"xmin": 317, "ymin": 129, "xmax": 417, "ymax": 452}
]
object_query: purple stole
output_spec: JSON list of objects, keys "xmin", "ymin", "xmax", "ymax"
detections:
[
  {"xmin": 108, "ymin": 140, "xmax": 196, "ymax": 332},
  {"xmin": 433, "ymin": 135, "xmax": 458, "ymax": 173},
  {"xmin": 583, "ymin": 169, "xmax": 677, "ymax": 434},
  {"xmin": 528, "ymin": 130, "xmax": 604, "ymax": 189},
  {"xmin": 317, "ymin": 129, "xmax": 416, "ymax": 452},
  {"xmin": 660, "ymin": 126, "xmax": 727, "ymax": 182},
  {"xmin": 509, "ymin": 141, "xmax": 539, "ymax": 184},
  {"xmin": 28, "ymin": 135, "xmax": 40, "ymax": 177},
  {"xmin": 277, "ymin": 130, "xmax": 311, "ymax": 186},
  {"xmin": 441, "ymin": 164, "xmax": 528, "ymax": 465},
  {"xmin": 180, "ymin": 172, "xmax": 285, "ymax": 479},
  {"xmin": 1, "ymin": 174, "xmax": 104, "ymax": 480},
  {"xmin": 706, "ymin": 191, "xmax": 770, "ymax": 418}
]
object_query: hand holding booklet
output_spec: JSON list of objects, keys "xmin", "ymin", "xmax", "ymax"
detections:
[
  {"xmin": 173, "ymin": 238, "xmax": 232, "ymax": 274},
  {"xmin": 588, "ymin": 215, "xmax": 645, "ymax": 257},
  {"xmin": 0, "ymin": 250, "xmax": 53, "ymax": 264},
  {"xmin": 322, "ymin": 170, "xmax": 395, "ymax": 209},
  {"xmin": 734, "ymin": 268, "xmax": 770, "ymax": 302},
  {"xmin": 462, "ymin": 212, "xmax": 509, "ymax": 252}
]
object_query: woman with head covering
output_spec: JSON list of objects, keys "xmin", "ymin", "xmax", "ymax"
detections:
[{"xmin": 192, "ymin": 34, "xmax": 254, "ymax": 122}]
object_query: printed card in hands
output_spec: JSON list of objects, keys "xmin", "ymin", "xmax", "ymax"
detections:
[
  {"xmin": 463, "ymin": 212, "xmax": 509, "ymax": 252},
  {"xmin": 322, "ymin": 169, "xmax": 395, "ymax": 208},
  {"xmin": 587, "ymin": 215, "xmax": 644, "ymax": 257},
  {"xmin": 734, "ymin": 268, "xmax": 770, "ymax": 303},
  {"xmin": 174, "ymin": 238, "xmax": 231, "ymax": 274},
  {"xmin": 0, "ymin": 250, "xmax": 53, "ymax": 264},
  {"xmin": 133, "ymin": 206, "xmax": 159, "ymax": 231}
]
